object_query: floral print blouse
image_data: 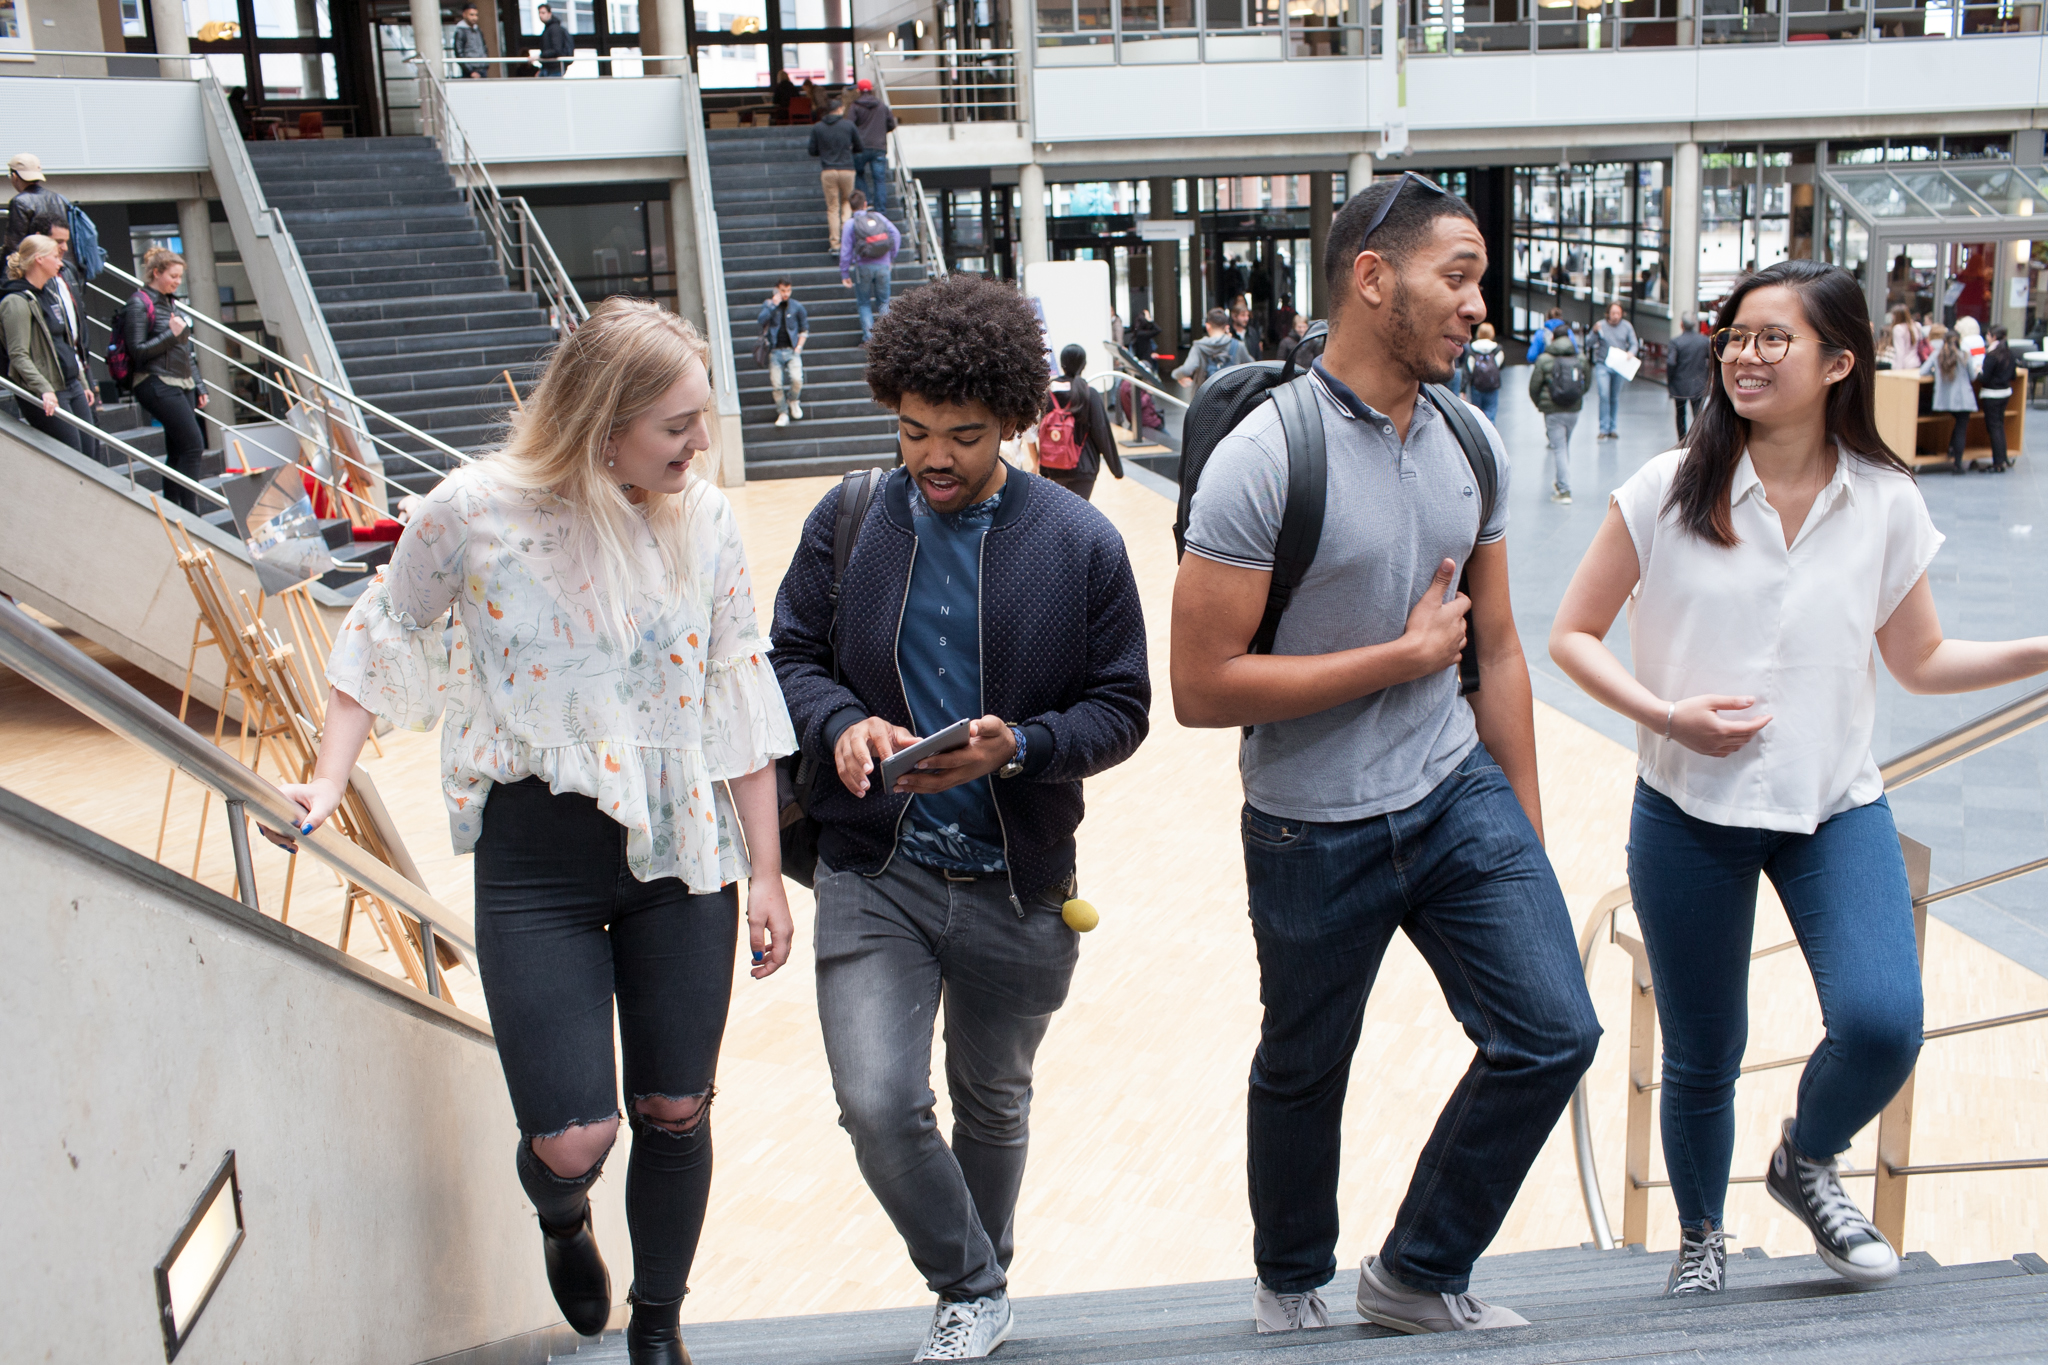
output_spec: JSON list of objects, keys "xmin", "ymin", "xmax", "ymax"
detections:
[{"xmin": 326, "ymin": 463, "xmax": 796, "ymax": 893}]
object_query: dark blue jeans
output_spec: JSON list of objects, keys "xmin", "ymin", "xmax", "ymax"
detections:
[
  {"xmin": 851, "ymin": 261, "xmax": 892, "ymax": 341},
  {"xmin": 1627, "ymin": 782, "xmax": 1923, "ymax": 1231},
  {"xmin": 1244, "ymin": 744, "xmax": 1601, "ymax": 1296},
  {"xmin": 854, "ymin": 148, "xmax": 889, "ymax": 212}
]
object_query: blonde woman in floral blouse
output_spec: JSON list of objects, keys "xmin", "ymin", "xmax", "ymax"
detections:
[{"xmin": 276, "ymin": 298, "xmax": 795, "ymax": 1365}]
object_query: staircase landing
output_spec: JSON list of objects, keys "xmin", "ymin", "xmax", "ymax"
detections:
[{"xmin": 575, "ymin": 1245, "xmax": 2048, "ymax": 1363}]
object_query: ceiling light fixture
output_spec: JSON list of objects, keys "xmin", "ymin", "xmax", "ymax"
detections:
[{"xmin": 155, "ymin": 1152, "xmax": 245, "ymax": 1362}]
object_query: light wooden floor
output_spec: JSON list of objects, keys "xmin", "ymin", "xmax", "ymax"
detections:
[{"xmin": 5, "ymin": 468, "xmax": 2044, "ymax": 1328}]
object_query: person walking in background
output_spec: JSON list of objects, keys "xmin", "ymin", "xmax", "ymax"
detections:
[
  {"xmin": 277, "ymin": 299, "xmax": 796, "ymax": 1365},
  {"xmin": 535, "ymin": 4, "xmax": 573, "ymax": 75},
  {"xmin": 1667, "ymin": 313, "xmax": 1712, "ymax": 442},
  {"xmin": 1230, "ymin": 302, "xmax": 1265, "ymax": 362},
  {"xmin": 1531, "ymin": 320, "xmax": 1586, "ymax": 503},
  {"xmin": 1274, "ymin": 311, "xmax": 1311, "ymax": 368},
  {"xmin": 125, "ymin": 247, "xmax": 209, "ymax": 513},
  {"xmin": 3, "ymin": 154, "xmax": 66, "ymax": 256},
  {"xmin": 1461, "ymin": 321, "xmax": 1503, "ymax": 423},
  {"xmin": 1129, "ymin": 307, "xmax": 1164, "ymax": 377},
  {"xmin": 1973, "ymin": 323, "xmax": 2015, "ymax": 472},
  {"xmin": 1173, "ymin": 308, "xmax": 1251, "ymax": 387},
  {"xmin": 771, "ymin": 69, "xmax": 798, "ymax": 122},
  {"xmin": 1591, "ymin": 301, "xmax": 1639, "ymax": 440},
  {"xmin": 1039, "ymin": 343, "xmax": 1123, "ymax": 501},
  {"xmin": 808, "ymin": 96, "xmax": 863, "ymax": 254},
  {"xmin": 1920, "ymin": 323, "xmax": 1976, "ymax": 474},
  {"xmin": 1549, "ymin": 259, "xmax": 2048, "ymax": 1303},
  {"xmin": 1525, "ymin": 305, "xmax": 1566, "ymax": 363},
  {"xmin": 24, "ymin": 216, "xmax": 96, "ymax": 461},
  {"xmin": 773, "ymin": 274, "xmax": 1149, "ymax": 1361},
  {"xmin": 848, "ymin": 78, "xmax": 897, "ymax": 213},
  {"xmin": 1887, "ymin": 306, "xmax": 1922, "ymax": 369},
  {"xmin": 756, "ymin": 277, "xmax": 807, "ymax": 427},
  {"xmin": 1172, "ymin": 173, "xmax": 1599, "ymax": 1339},
  {"xmin": 839, "ymin": 190, "xmax": 899, "ymax": 343},
  {"xmin": 2, "ymin": 234, "xmax": 81, "ymax": 454},
  {"xmin": 453, "ymin": 4, "xmax": 490, "ymax": 77}
]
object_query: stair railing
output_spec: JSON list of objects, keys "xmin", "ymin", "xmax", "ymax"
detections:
[
  {"xmin": 0, "ymin": 371, "xmax": 228, "ymax": 512},
  {"xmin": 0, "ymin": 595, "xmax": 478, "ymax": 1006},
  {"xmin": 412, "ymin": 60, "xmax": 591, "ymax": 336},
  {"xmin": 1571, "ymin": 686, "xmax": 2048, "ymax": 1252},
  {"xmin": 862, "ymin": 46, "xmax": 1021, "ymax": 124},
  {"xmin": 88, "ymin": 263, "xmax": 475, "ymax": 512},
  {"xmin": 677, "ymin": 70, "xmax": 746, "ymax": 477},
  {"xmin": 860, "ymin": 48, "xmax": 950, "ymax": 282}
]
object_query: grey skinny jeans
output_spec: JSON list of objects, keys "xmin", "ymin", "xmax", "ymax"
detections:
[{"xmin": 815, "ymin": 856, "xmax": 1080, "ymax": 1301}]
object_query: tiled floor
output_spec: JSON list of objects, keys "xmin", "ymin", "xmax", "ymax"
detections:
[{"xmin": 1485, "ymin": 375, "xmax": 2048, "ymax": 977}]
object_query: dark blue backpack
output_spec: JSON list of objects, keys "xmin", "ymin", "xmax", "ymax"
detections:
[{"xmin": 66, "ymin": 203, "xmax": 104, "ymax": 281}]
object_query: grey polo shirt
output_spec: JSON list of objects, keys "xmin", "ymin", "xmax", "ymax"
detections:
[{"xmin": 1182, "ymin": 363, "xmax": 1511, "ymax": 823}]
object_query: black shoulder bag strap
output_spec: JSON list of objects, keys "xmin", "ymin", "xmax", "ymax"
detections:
[
  {"xmin": 1252, "ymin": 373, "xmax": 1327, "ymax": 661},
  {"xmin": 794, "ymin": 467, "xmax": 884, "ymax": 794},
  {"xmin": 1420, "ymin": 382, "xmax": 1497, "ymax": 696}
]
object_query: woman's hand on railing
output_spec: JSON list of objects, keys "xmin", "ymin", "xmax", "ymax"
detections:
[
  {"xmin": 263, "ymin": 775, "xmax": 345, "ymax": 849},
  {"xmin": 37, "ymin": 391, "xmax": 56, "ymax": 417}
]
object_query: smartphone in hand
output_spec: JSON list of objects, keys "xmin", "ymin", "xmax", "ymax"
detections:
[{"xmin": 879, "ymin": 717, "xmax": 975, "ymax": 791}]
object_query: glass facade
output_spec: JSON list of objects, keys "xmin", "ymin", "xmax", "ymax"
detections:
[
  {"xmin": 1037, "ymin": 0, "xmax": 1379, "ymax": 58},
  {"xmin": 1399, "ymin": 0, "xmax": 2038, "ymax": 49},
  {"xmin": 1510, "ymin": 160, "xmax": 1670, "ymax": 348}
]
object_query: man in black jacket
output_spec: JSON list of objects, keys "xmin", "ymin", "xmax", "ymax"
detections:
[
  {"xmin": 848, "ymin": 78, "xmax": 897, "ymax": 212},
  {"xmin": 807, "ymin": 96, "xmax": 863, "ymax": 253},
  {"xmin": 1666, "ymin": 312, "xmax": 1711, "ymax": 441},
  {"xmin": 535, "ymin": 5, "xmax": 573, "ymax": 75},
  {"xmin": 4, "ymin": 154, "xmax": 67, "ymax": 256},
  {"xmin": 773, "ymin": 274, "xmax": 1149, "ymax": 1361}
]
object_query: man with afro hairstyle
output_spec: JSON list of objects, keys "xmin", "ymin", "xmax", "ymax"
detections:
[{"xmin": 773, "ymin": 273, "xmax": 1150, "ymax": 1360}]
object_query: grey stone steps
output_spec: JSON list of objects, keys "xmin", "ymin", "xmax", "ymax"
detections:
[
  {"xmin": 308, "ymin": 255, "xmax": 501, "ymax": 291},
  {"xmin": 280, "ymin": 202, "xmax": 473, "ymax": 230},
  {"xmin": 332, "ymin": 321, "xmax": 556, "ymax": 360},
  {"xmin": 739, "ymin": 410, "xmax": 895, "ymax": 443},
  {"xmin": 323, "ymin": 290, "xmax": 540, "ymax": 326},
  {"xmin": 352, "ymin": 361, "xmax": 543, "ymax": 401},
  {"xmin": 326, "ymin": 307, "xmax": 549, "ymax": 345},
  {"xmin": 292, "ymin": 224, "xmax": 486, "ymax": 256},
  {"xmin": 266, "ymin": 186, "xmax": 464, "ymax": 213},
  {"xmin": 343, "ymin": 338, "xmax": 556, "ymax": 379}
]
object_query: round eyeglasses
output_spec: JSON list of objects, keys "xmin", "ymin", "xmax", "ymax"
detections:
[{"xmin": 1711, "ymin": 325, "xmax": 1802, "ymax": 365}]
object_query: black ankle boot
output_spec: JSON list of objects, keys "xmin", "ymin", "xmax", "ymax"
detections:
[
  {"xmin": 626, "ymin": 1291, "xmax": 692, "ymax": 1365},
  {"xmin": 540, "ymin": 1205, "xmax": 612, "ymax": 1337}
]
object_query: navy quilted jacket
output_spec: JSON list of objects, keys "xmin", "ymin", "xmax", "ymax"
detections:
[{"xmin": 772, "ymin": 466, "xmax": 1151, "ymax": 901}]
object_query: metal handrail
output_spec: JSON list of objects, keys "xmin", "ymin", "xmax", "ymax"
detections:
[
  {"xmin": 0, "ymin": 597, "xmax": 476, "ymax": 1000},
  {"xmin": 93, "ymin": 263, "xmax": 472, "ymax": 483},
  {"xmin": 412, "ymin": 60, "xmax": 590, "ymax": 335},
  {"xmin": 1083, "ymin": 366, "xmax": 1191, "ymax": 414},
  {"xmin": 1569, "ymin": 696, "xmax": 2048, "ymax": 1251},
  {"xmin": 0, "ymin": 372, "xmax": 226, "ymax": 508},
  {"xmin": 860, "ymin": 49, "xmax": 949, "ymax": 282},
  {"xmin": 863, "ymin": 48, "xmax": 1021, "ymax": 122}
]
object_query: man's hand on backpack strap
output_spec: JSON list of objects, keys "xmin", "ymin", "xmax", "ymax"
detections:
[{"xmin": 836, "ymin": 716, "xmax": 917, "ymax": 798}]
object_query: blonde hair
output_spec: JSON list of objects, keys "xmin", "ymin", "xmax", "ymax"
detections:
[
  {"xmin": 491, "ymin": 296, "xmax": 713, "ymax": 646},
  {"xmin": 6, "ymin": 234, "xmax": 57, "ymax": 280},
  {"xmin": 1476, "ymin": 322, "xmax": 1495, "ymax": 340},
  {"xmin": 141, "ymin": 246, "xmax": 185, "ymax": 287}
]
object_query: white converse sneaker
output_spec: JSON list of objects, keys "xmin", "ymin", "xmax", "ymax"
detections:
[
  {"xmin": 1252, "ymin": 1280, "xmax": 1330, "ymax": 1333},
  {"xmin": 774, "ymin": 412, "xmax": 790, "ymax": 427},
  {"xmin": 1764, "ymin": 1118, "xmax": 1900, "ymax": 1285},
  {"xmin": 913, "ymin": 1293, "xmax": 1012, "ymax": 1360},
  {"xmin": 790, "ymin": 401, "xmax": 805, "ymax": 421},
  {"xmin": 1356, "ymin": 1255, "xmax": 1529, "ymax": 1333},
  {"xmin": 1664, "ymin": 1219, "xmax": 1727, "ymax": 1296}
]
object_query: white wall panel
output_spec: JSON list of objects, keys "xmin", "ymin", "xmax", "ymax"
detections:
[
  {"xmin": 1033, "ymin": 59, "xmax": 1372, "ymax": 141},
  {"xmin": 0, "ymin": 78, "xmax": 206, "ymax": 174},
  {"xmin": 446, "ymin": 75, "xmax": 692, "ymax": 162}
]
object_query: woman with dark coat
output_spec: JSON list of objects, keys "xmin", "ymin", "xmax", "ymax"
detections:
[
  {"xmin": 1039, "ymin": 343, "xmax": 1122, "ymax": 501},
  {"xmin": 125, "ymin": 246, "xmax": 210, "ymax": 512}
]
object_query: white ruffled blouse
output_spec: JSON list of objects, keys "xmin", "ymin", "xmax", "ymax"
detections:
[{"xmin": 326, "ymin": 463, "xmax": 796, "ymax": 893}]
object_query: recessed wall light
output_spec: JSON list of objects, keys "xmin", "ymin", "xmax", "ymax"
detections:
[{"xmin": 155, "ymin": 1152, "xmax": 246, "ymax": 1362}]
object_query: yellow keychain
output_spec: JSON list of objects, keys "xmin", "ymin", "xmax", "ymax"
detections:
[{"xmin": 1061, "ymin": 898, "xmax": 1099, "ymax": 932}]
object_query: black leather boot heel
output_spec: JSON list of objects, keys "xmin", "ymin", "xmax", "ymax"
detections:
[
  {"xmin": 540, "ymin": 1205, "xmax": 612, "ymax": 1337},
  {"xmin": 626, "ymin": 1291, "xmax": 691, "ymax": 1365}
]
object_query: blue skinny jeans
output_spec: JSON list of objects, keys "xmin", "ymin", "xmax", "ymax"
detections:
[{"xmin": 1627, "ymin": 781, "xmax": 1923, "ymax": 1230}]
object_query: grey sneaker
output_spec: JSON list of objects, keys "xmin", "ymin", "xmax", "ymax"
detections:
[
  {"xmin": 913, "ymin": 1293, "xmax": 1012, "ymax": 1360},
  {"xmin": 1550, "ymin": 487, "xmax": 1573, "ymax": 504},
  {"xmin": 1356, "ymin": 1255, "xmax": 1529, "ymax": 1333},
  {"xmin": 1252, "ymin": 1280, "xmax": 1330, "ymax": 1333},
  {"xmin": 1764, "ymin": 1118, "xmax": 1899, "ymax": 1285},
  {"xmin": 1664, "ymin": 1219, "xmax": 1727, "ymax": 1296}
]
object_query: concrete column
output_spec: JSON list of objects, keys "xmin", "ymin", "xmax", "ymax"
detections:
[
  {"xmin": 1345, "ymin": 151, "xmax": 1373, "ymax": 205},
  {"xmin": 1017, "ymin": 162, "xmax": 1048, "ymax": 271},
  {"xmin": 1671, "ymin": 140, "xmax": 1700, "ymax": 336},
  {"xmin": 1309, "ymin": 171, "xmax": 1333, "ymax": 319},
  {"xmin": 669, "ymin": 175, "xmax": 706, "ymax": 336},
  {"xmin": 411, "ymin": 0, "xmax": 446, "ymax": 77},
  {"xmin": 149, "ymin": 0, "xmax": 193, "ymax": 79},
  {"xmin": 644, "ymin": 0, "xmax": 687, "ymax": 73},
  {"xmin": 1148, "ymin": 175, "xmax": 1180, "ymax": 354},
  {"xmin": 176, "ymin": 198, "xmax": 233, "ymax": 438}
]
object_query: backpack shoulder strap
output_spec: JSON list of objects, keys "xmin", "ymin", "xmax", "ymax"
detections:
[
  {"xmin": 1421, "ymin": 382, "xmax": 1496, "ymax": 696},
  {"xmin": 825, "ymin": 467, "xmax": 884, "ymax": 682},
  {"xmin": 1250, "ymin": 373, "xmax": 1326, "ymax": 659}
]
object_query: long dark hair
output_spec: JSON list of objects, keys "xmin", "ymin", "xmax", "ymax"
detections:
[{"xmin": 1668, "ymin": 259, "xmax": 1911, "ymax": 547}]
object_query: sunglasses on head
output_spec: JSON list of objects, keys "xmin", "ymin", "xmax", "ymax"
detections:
[{"xmin": 1359, "ymin": 171, "xmax": 1451, "ymax": 248}]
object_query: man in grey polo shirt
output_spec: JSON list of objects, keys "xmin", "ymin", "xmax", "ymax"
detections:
[{"xmin": 1172, "ymin": 175, "xmax": 1600, "ymax": 1338}]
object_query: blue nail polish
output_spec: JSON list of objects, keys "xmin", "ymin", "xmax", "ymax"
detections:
[
  {"xmin": 751, "ymin": 951, "xmax": 765, "ymax": 963},
  {"xmin": 300, "ymin": 822, "xmax": 314, "ymax": 834}
]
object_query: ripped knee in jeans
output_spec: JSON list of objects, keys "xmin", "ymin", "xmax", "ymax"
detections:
[{"xmin": 630, "ymin": 1087, "xmax": 713, "ymax": 1139}]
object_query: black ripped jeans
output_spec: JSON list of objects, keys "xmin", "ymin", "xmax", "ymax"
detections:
[{"xmin": 475, "ymin": 777, "xmax": 739, "ymax": 1304}]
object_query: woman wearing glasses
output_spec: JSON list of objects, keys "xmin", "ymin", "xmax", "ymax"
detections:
[{"xmin": 1549, "ymin": 260, "xmax": 2048, "ymax": 1300}]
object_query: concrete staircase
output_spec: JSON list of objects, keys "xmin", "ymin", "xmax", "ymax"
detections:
[
  {"xmin": 705, "ymin": 126, "xmax": 926, "ymax": 480},
  {"xmin": 575, "ymin": 1243, "xmax": 2048, "ymax": 1363},
  {"xmin": 245, "ymin": 136, "xmax": 555, "ymax": 497}
]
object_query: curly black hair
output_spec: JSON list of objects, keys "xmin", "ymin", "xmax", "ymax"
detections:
[{"xmin": 864, "ymin": 273, "xmax": 1049, "ymax": 432}]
